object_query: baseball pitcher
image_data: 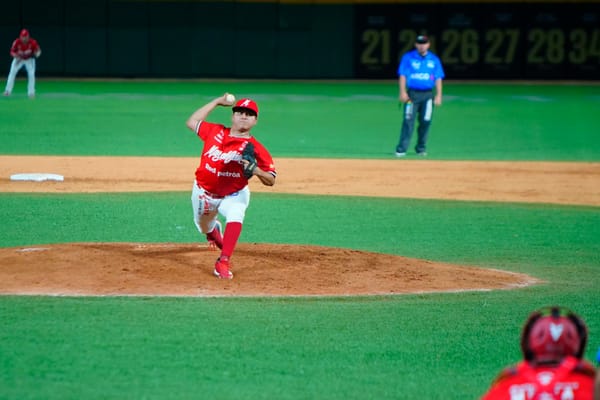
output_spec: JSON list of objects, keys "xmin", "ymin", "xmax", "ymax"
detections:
[{"xmin": 186, "ymin": 94, "xmax": 277, "ymax": 279}]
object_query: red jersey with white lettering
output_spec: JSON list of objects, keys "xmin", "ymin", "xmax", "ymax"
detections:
[
  {"xmin": 10, "ymin": 38, "xmax": 40, "ymax": 60},
  {"xmin": 194, "ymin": 121, "xmax": 276, "ymax": 197},
  {"xmin": 481, "ymin": 357, "xmax": 595, "ymax": 400}
]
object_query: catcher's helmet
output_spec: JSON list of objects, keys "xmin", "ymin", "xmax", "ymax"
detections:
[{"xmin": 520, "ymin": 306, "xmax": 587, "ymax": 364}]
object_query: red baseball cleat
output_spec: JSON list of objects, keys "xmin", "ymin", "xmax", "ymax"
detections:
[{"xmin": 213, "ymin": 256, "xmax": 233, "ymax": 279}]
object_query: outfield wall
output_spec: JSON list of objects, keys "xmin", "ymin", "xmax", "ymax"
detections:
[{"xmin": 1, "ymin": 0, "xmax": 598, "ymax": 80}]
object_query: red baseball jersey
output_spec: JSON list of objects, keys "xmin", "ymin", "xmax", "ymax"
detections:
[
  {"xmin": 10, "ymin": 37, "xmax": 40, "ymax": 60},
  {"xmin": 481, "ymin": 357, "xmax": 596, "ymax": 400},
  {"xmin": 194, "ymin": 121, "xmax": 276, "ymax": 197}
]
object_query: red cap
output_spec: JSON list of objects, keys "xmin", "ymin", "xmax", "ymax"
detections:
[
  {"xmin": 20, "ymin": 29, "xmax": 29, "ymax": 37},
  {"xmin": 232, "ymin": 98, "xmax": 259, "ymax": 117}
]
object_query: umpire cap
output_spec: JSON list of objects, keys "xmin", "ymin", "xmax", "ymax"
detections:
[{"xmin": 415, "ymin": 35, "xmax": 429, "ymax": 44}]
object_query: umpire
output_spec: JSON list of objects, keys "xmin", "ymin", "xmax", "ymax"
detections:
[{"xmin": 395, "ymin": 35, "xmax": 445, "ymax": 157}]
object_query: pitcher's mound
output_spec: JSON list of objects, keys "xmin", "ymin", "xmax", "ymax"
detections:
[{"xmin": 0, "ymin": 243, "xmax": 538, "ymax": 297}]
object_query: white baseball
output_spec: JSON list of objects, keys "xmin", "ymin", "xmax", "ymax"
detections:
[{"xmin": 225, "ymin": 94, "xmax": 235, "ymax": 105}]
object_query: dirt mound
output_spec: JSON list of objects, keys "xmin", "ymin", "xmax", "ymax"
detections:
[
  {"xmin": 3, "ymin": 155, "xmax": 578, "ymax": 297},
  {"xmin": 0, "ymin": 243, "xmax": 537, "ymax": 297}
]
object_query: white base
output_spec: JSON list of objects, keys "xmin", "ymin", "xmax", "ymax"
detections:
[{"xmin": 10, "ymin": 173, "xmax": 64, "ymax": 182}]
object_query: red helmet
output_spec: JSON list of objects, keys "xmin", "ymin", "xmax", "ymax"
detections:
[{"xmin": 520, "ymin": 306, "xmax": 587, "ymax": 364}]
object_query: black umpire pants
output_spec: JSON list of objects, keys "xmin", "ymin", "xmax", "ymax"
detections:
[{"xmin": 396, "ymin": 89, "xmax": 435, "ymax": 154}]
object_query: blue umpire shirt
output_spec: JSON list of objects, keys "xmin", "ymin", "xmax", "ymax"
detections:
[{"xmin": 398, "ymin": 49, "xmax": 445, "ymax": 91}]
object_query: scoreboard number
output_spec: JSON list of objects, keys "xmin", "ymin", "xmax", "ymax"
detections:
[
  {"xmin": 441, "ymin": 28, "xmax": 521, "ymax": 65},
  {"xmin": 397, "ymin": 29, "xmax": 416, "ymax": 61},
  {"xmin": 569, "ymin": 29, "xmax": 600, "ymax": 64},
  {"xmin": 441, "ymin": 29, "xmax": 479, "ymax": 65},
  {"xmin": 360, "ymin": 29, "xmax": 391, "ymax": 65},
  {"xmin": 484, "ymin": 29, "xmax": 519, "ymax": 64},
  {"xmin": 356, "ymin": 5, "xmax": 599, "ymax": 79},
  {"xmin": 528, "ymin": 28, "xmax": 600, "ymax": 64},
  {"xmin": 527, "ymin": 28, "xmax": 565, "ymax": 64}
]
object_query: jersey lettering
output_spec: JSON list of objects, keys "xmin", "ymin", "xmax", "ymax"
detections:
[
  {"xmin": 204, "ymin": 163, "xmax": 216, "ymax": 174},
  {"xmin": 508, "ymin": 384, "xmax": 535, "ymax": 400},
  {"xmin": 217, "ymin": 171, "xmax": 242, "ymax": 178},
  {"xmin": 204, "ymin": 145, "xmax": 241, "ymax": 164},
  {"xmin": 507, "ymin": 381, "xmax": 580, "ymax": 400},
  {"xmin": 410, "ymin": 72, "xmax": 431, "ymax": 81}
]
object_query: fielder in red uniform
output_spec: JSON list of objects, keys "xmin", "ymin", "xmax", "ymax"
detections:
[
  {"xmin": 481, "ymin": 306, "xmax": 596, "ymax": 400},
  {"xmin": 186, "ymin": 94, "xmax": 276, "ymax": 279},
  {"xmin": 4, "ymin": 29, "xmax": 41, "ymax": 98}
]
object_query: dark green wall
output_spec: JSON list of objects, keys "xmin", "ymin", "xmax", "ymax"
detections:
[
  {"xmin": 0, "ymin": 0, "xmax": 354, "ymax": 79},
  {"xmin": 2, "ymin": 1, "xmax": 598, "ymax": 80}
]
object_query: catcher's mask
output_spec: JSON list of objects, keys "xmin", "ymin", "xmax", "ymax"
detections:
[{"xmin": 520, "ymin": 306, "xmax": 587, "ymax": 364}]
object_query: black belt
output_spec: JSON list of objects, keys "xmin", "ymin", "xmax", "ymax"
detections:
[{"xmin": 408, "ymin": 88, "xmax": 433, "ymax": 92}]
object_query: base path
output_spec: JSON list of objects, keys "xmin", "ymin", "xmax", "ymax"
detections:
[
  {"xmin": 1, "ymin": 156, "xmax": 599, "ymax": 206},
  {"xmin": 2, "ymin": 156, "xmax": 596, "ymax": 297}
]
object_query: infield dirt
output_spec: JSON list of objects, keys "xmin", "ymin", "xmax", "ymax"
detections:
[{"xmin": 1, "ymin": 156, "xmax": 598, "ymax": 296}]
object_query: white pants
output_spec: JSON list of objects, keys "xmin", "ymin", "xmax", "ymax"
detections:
[
  {"xmin": 5, "ymin": 57, "xmax": 36, "ymax": 96},
  {"xmin": 191, "ymin": 183, "xmax": 250, "ymax": 234}
]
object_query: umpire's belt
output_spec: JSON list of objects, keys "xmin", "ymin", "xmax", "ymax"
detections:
[{"xmin": 199, "ymin": 185, "xmax": 225, "ymax": 199}]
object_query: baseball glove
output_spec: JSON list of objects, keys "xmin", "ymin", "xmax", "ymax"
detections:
[{"xmin": 242, "ymin": 142, "xmax": 257, "ymax": 179}]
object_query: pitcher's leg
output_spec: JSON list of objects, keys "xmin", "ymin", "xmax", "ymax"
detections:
[
  {"xmin": 191, "ymin": 183, "xmax": 218, "ymax": 233},
  {"xmin": 204, "ymin": 216, "xmax": 223, "ymax": 249},
  {"xmin": 212, "ymin": 188, "xmax": 250, "ymax": 279},
  {"xmin": 191, "ymin": 183, "xmax": 203, "ymax": 232},
  {"xmin": 218, "ymin": 187, "xmax": 250, "ymax": 258}
]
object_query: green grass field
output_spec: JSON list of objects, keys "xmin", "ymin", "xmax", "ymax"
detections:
[{"xmin": 1, "ymin": 79, "xmax": 599, "ymax": 399}]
